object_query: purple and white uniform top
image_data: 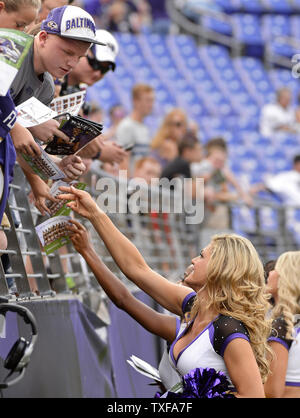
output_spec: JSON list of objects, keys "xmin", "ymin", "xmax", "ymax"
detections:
[
  {"xmin": 169, "ymin": 310, "xmax": 250, "ymax": 387},
  {"xmin": 268, "ymin": 316, "xmax": 300, "ymax": 387}
]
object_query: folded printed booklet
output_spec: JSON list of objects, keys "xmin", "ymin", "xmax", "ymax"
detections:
[
  {"xmin": 35, "ymin": 215, "xmax": 72, "ymax": 255},
  {"xmin": 127, "ymin": 355, "xmax": 161, "ymax": 382},
  {"xmin": 45, "ymin": 180, "xmax": 86, "ymax": 217},
  {"xmin": 16, "ymin": 97, "xmax": 58, "ymax": 128},
  {"xmin": 0, "ymin": 29, "xmax": 33, "ymax": 96},
  {"xmin": 22, "ymin": 144, "xmax": 65, "ymax": 181},
  {"xmin": 44, "ymin": 113, "xmax": 103, "ymax": 156}
]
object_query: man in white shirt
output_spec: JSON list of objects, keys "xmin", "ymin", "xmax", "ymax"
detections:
[
  {"xmin": 116, "ymin": 83, "xmax": 155, "ymax": 176},
  {"xmin": 265, "ymin": 155, "xmax": 300, "ymax": 205},
  {"xmin": 260, "ymin": 88, "xmax": 295, "ymax": 137}
]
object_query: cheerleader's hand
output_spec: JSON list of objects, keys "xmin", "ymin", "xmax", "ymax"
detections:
[
  {"xmin": 58, "ymin": 186, "xmax": 102, "ymax": 220},
  {"xmin": 66, "ymin": 219, "xmax": 93, "ymax": 256}
]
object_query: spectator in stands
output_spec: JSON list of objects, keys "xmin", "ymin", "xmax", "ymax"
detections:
[
  {"xmin": 131, "ymin": 156, "xmax": 162, "ymax": 186},
  {"xmin": 160, "ymin": 131, "xmax": 202, "ymax": 182},
  {"xmin": 191, "ymin": 137, "xmax": 252, "ymax": 229},
  {"xmin": 263, "ymin": 155, "xmax": 300, "ymax": 206},
  {"xmin": 150, "ymin": 108, "xmax": 188, "ymax": 169},
  {"xmin": 61, "ymin": 29, "xmax": 119, "ymax": 90},
  {"xmin": 132, "ymin": 0, "xmax": 152, "ymax": 33},
  {"xmin": 58, "ymin": 186, "xmax": 273, "ymax": 398},
  {"xmin": 101, "ymin": 161, "xmax": 122, "ymax": 178},
  {"xmin": 104, "ymin": 0, "xmax": 151, "ymax": 34},
  {"xmin": 115, "ymin": 83, "xmax": 155, "ymax": 176},
  {"xmin": 159, "ymin": 132, "xmax": 202, "ymax": 215},
  {"xmin": 263, "ymin": 259, "xmax": 277, "ymax": 308},
  {"xmin": 264, "ymin": 251, "xmax": 300, "ymax": 398},
  {"xmin": 80, "ymin": 101, "xmax": 125, "ymax": 148},
  {"xmin": 264, "ymin": 259, "xmax": 277, "ymax": 284},
  {"xmin": 188, "ymin": 118, "xmax": 201, "ymax": 139},
  {"xmin": 87, "ymin": 102, "xmax": 105, "ymax": 123},
  {"xmin": 101, "ymin": 104, "xmax": 127, "ymax": 142},
  {"xmin": 260, "ymin": 88, "xmax": 295, "ymax": 137},
  {"xmin": 293, "ymin": 108, "xmax": 300, "ymax": 134},
  {"xmin": 181, "ymin": 0, "xmax": 221, "ymax": 24},
  {"xmin": 147, "ymin": 0, "xmax": 170, "ymax": 34},
  {"xmin": 74, "ymin": 0, "xmax": 101, "ymax": 17},
  {"xmin": 291, "ymin": 92, "xmax": 300, "ymax": 135},
  {"xmin": 77, "ymin": 103, "xmax": 127, "ymax": 167},
  {"xmin": 102, "ymin": 131, "xmax": 161, "ymax": 181},
  {"xmin": 38, "ymin": 0, "xmax": 69, "ymax": 21}
]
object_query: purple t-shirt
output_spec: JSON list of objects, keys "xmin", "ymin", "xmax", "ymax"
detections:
[{"xmin": 0, "ymin": 92, "xmax": 17, "ymax": 221}]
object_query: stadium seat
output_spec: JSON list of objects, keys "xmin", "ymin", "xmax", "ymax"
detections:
[
  {"xmin": 269, "ymin": 68, "xmax": 300, "ymax": 103},
  {"xmin": 259, "ymin": 207, "xmax": 280, "ymax": 232},
  {"xmin": 263, "ymin": 0, "xmax": 293, "ymax": 14},
  {"xmin": 232, "ymin": 14, "xmax": 263, "ymax": 44},
  {"xmin": 292, "ymin": 0, "xmax": 300, "ymax": 12},
  {"xmin": 233, "ymin": 57, "xmax": 275, "ymax": 104},
  {"xmin": 268, "ymin": 38, "xmax": 298, "ymax": 59},
  {"xmin": 201, "ymin": 15, "xmax": 233, "ymax": 36},
  {"xmin": 261, "ymin": 14, "xmax": 291, "ymax": 41},
  {"xmin": 236, "ymin": 0, "xmax": 265, "ymax": 14},
  {"xmin": 290, "ymin": 15, "xmax": 300, "ymax": 39},
  {"xmin": 214, "ymin": 0, "xmax": 241, "ymax": 13},
  {"xmin": 231, "ymin": 206, "xmax": 257, "ymax": 234}
]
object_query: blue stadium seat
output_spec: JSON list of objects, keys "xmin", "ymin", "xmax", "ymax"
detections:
[
  {"xmin": 293, "ymin": 209, "xmax": 300, "ymax": 222},
  {"xmin": 201, "ymin": 16, "xmax": 233, "ymax": 36},
  {"xmin": 261, "ymin": 15, "xmax": 291, "ymax": 41},
  {"xmin": 232, "ymin": 14, "xmax": 263, "ymax": 44},
  {"xmin": 290, "ymin": 15, "xmax": 300, "ymax": 38},
  {"xmin": 280, "ymin": 136, "xmax": 300, "ymax": 147},
  {"xmin": 146, "ymin": 33, "xmax": 166, "ymax": 46},
  {"xmin": 269, "ymin": 69, "xmax": 300, "ymax": 102},
  {"xmin": 171, "ymin": 34, "xmax": 198, "ymax": 51},
  {"xmin": 201, "ymin": 44, "xmax": 231, "ymax": 59},
  {"xmin": 231, "ymin": 207, "xmax": 257, "ymax": 233},
  {"xmin": 259, "ymin": 207, "xmax": 279, "ymax": 232},
  {"xmin": 235, "ymin": 0, "xmax": 265, "ymax": 14},
  {"xmin": 154, "ymin": 87, "xmax": 173, "ymax": 104},
  {"xmin": 263, "ymin": 0, "xmax": 293, "ymax": 14},
  {"xmin": 234, "ymin": 57, "xmax": 275, "ymax": 104},
  {"xmin": 214, "ymin": 0, "xmax": 241, "ymax": 13},
  {"xmin": 249, "ymin": 171, "xmax": 266, "ymax": 184},
  {"xmin": 269, "ymin": 38, "xmax": 298, "ymax": 59},
  {"xmin": 287, "ymin": 212, "xmax": 300, "ymax": 246},
  {"xmin": 86, "ymin": 80, "xmax": 120, "ymax": 112},
  {"xmin": 227, "ymin": 116, "xmax": 259, "ymax": 131}
]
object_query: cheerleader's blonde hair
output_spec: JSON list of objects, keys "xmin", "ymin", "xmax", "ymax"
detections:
[
  {"xmin": 271, "ymin": 251, "xmax": 300, "ymax": 339},
  {"xmin": 191, "ymin": 233, "xmax": 273, "ymax": 383}
]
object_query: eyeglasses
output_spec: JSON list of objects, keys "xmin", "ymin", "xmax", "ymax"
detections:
[
  {"xmin": 171, "ymin": 120, "xmax": 185, "ymax": 128},
  {"xmin": 87, "ymin": 56, "xmax": 115, "ymax": 74}
]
